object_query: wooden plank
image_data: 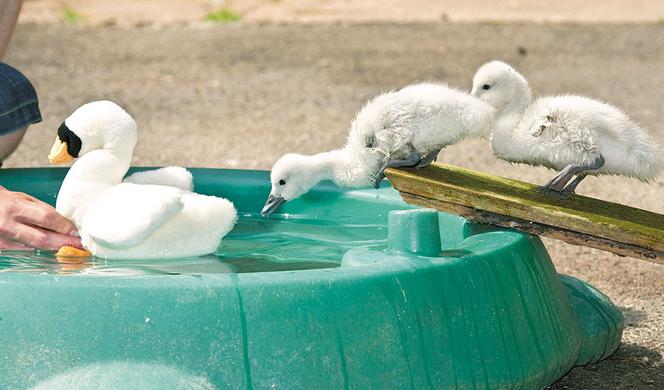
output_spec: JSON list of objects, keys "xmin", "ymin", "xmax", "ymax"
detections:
[{"xmin": 385, "ymin": 163, "xmax": 664, "ymax": 264}]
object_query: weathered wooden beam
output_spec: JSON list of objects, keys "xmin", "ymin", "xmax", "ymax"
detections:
[{"xmin": 385, "ymin": 163, "xmax": 664, "ymax": 264}]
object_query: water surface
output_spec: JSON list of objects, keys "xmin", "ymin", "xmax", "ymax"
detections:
[{"xmin": 0, "ymin": 214, "xmax": 387, "ymax": 276}]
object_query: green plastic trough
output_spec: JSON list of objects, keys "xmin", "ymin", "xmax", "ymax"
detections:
[{"xmin": 0, "ymin": 168, "xmax": 623, "ymax": 389}]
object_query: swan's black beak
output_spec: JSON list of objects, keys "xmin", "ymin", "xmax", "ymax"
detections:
[{"xmin": 261, "ymin": 194, "xmax": 286, "ymax": 217}]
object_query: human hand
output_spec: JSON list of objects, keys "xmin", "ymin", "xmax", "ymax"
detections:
[{"xmin": 0, "ymin": 186, "xmax": 82, "ymax": 250}]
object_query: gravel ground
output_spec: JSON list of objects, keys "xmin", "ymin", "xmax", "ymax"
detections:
[
  {"xmin": 18, "ymin": 0, "xmax": 664, "ymax": 25},
  {"xmin": 3, "ymin": 23, "xmax": 663, "ymax": 389}
]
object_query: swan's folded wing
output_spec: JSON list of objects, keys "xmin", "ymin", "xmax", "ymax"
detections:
[
  {"xmin": 82, "ymin": 183, "xmax": 184, "ymax": 249},
  {"xmin": 535, "ymin": 111, "xmax": 599, "ymax": 153},
  {"xmin": 374, "ymin": 128, "xmax": 402, "ymax": 155},
  {"xmin": 123, "ymin": 166, "xmax": 193, "ymax": 191}
]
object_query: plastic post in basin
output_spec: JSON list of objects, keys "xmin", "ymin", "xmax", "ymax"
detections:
[{"xmin": 388, "ymin": 209, "xmax": 441, "ymax": 257}]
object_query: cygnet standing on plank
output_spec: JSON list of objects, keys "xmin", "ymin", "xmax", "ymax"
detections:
[
  {"xmin": 471, "ymin": 60, "xmax": 661, "ymax": 197},
  {"xmin": 262, "ymin": 82, "xmax": 495, "ymax": 216}
]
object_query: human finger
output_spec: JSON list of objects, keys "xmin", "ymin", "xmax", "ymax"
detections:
[
  {"xmin": 15, "ymin": 201, "xmax": 77, "ymax": 236},
  {"xmin": 11, "ymin": 224, "xmax": 82, "ymax": 250},
  {"xmin": 0, "ymin": 237, "xmax": 33, "ymax": 250}
]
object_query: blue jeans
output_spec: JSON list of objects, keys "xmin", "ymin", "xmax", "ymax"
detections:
[{"xmin": 0, "ymin": 62, "xmax": 41, "ymax": 136}]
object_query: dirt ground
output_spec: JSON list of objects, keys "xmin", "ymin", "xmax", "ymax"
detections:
[
  {"xmin": 3, "ymin": 19, "xmax": 664, "ymax": 390},
  {"xmin": 17, "ymin": 0, "xmax": 664, "ymax": 25}
]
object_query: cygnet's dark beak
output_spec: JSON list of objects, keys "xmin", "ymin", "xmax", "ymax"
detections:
[{"xmin": 261, "ymin": 194, "xmax": 286, "ymax": 217}]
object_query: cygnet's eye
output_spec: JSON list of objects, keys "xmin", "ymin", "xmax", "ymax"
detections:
[
  {"xmin": 482, "ymin": 84, "xmax": 491, "ymax": 90},
  {"xmin": 279, "ymin": 179, "xmax": 286, "ymax": 186}
]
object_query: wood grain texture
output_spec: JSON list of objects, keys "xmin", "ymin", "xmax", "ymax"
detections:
[{"xmin": 385, "ymin": 163, "xmax": 664, "ymax": 264}]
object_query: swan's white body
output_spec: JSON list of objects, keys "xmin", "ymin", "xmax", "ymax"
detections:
[
  {"xmin": 55, "ymin": 101, "xmax": 236, "ymax": 259},
  {"xmin": 264, "ymin": 83, "xmax": 495, "ymax": 214},
  {"xmin": 472, "ymin": 61, "xmax": 662, "ymax": 181}
]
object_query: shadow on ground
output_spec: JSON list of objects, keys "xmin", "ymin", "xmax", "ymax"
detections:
[
  {"xmin": 620, "ymin": 306, "xmax": 649, "ymax": 327},
  {"xmin": 549, "ymin": 343, "xmax": 663, "ymax": 389}
]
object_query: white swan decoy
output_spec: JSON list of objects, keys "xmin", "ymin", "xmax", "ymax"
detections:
[
  {"xmin": 471, "ymin": 61, "xmax": 662, "ymax": 196},
  {"xmin": 48, "ymin": 100, "xmax": 237, "ymax": 259},
  {"xmin": 261, "ymin": 83, "xmax": 495, "ymax": 216}
]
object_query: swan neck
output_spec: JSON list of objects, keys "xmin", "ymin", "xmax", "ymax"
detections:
[
  {"xmin": 493, "ymin": 112, "xmax": 522, "ymax": 137},
  {"xmin": 104, "ymin": 122, "xmax": 137, "ymax": 159},
  {"xmin": 311, "ymin": 150, "xmax": 346, "ymax": 182},
  {"xmin": 56, "ymin": 149, "xmax": 132, "ymax": 220},
  {"xmin": 55, "ymin": 119, "xmax": 138, "ymax": 220},
  {"xmin": 501, "ymin": 90, "xmax": 531, "ymax": 117},
  {"xmin": 78, "ymin": 149, "xmax": 132, "ymax": 181},
  {"xmin": 493, "ymin": 83, "xmax": 531, "ymax": 136}
]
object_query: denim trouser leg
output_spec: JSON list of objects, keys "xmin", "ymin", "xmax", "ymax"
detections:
[{"xmin": 0, "ymin": 62, "xmax": 42, "ymax": 136}]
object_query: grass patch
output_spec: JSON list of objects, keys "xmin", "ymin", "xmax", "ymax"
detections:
[
  {"xmin": 205, "ymin": 8, "xmax": 241, "ymax": 23},
  {"xmin": 62, "ymin": 7, "xmax": 87, "ymax": 24}
]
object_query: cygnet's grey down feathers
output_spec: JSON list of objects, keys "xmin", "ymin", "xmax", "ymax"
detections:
[
  {"xmin": 263, "ymin": 82, "xmax": 495, "ymax": 214},
  {"xmin": 471, "ymin": 61, "xmax": 662, "ymax": 184}
]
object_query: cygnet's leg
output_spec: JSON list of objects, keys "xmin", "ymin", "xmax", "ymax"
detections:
[
  {"xmin": 538, "ymin": 165, "xmax": 580, "ymax": 194},
  {"xmin": 373, "ymin": 153, "xmax": 422, "ymax": 188},
  {"xmin": 414, "ymin": 148, "xmax": 442, "ymax": 169},
  {"xmin": 373, "ymin": 144, "xmax": 422, "ymax": 188},
  {"xmin": 539, "ymin": 154, "xmax": 605, "ymax": 195},
  {"xmin": 559, "ymin": 174, "xmax": 587, "ymax": 197},
  {"xmin": 560, "ymin": 155, "xmax": 605, "ymax": 197}
]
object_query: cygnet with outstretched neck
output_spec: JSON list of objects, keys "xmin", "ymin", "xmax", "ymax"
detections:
[{"xmin": 262, "ymin": 82, "xmax": 495, "ymax": 216}]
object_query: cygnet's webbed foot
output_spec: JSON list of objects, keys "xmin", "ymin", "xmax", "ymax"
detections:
[
  {"xmin": 537, "ymin": 184, "xmax": 561, "ymax": 195},
  {"xmin": 373, "ymin": 166, "xmax": 387, "ymax": 189},
  {"xmin": 538, "ymin": 165, "xmax": 577, "ymax": 194},
  {"xmin": 538, "ymin": 174, "xmax": 581, "ymax": 199},
  {"xmin": 536, "ymin": 186, "xmax": 566, "ymax": 200},
  {"xmin": 539, "ymin": 188, "xmax": 575, "ymax": 200},
  {"xmin": 537, "ymin": 185, "xmax": 579, "ymax": 200},
  {"xmin": 373, "ymin": 152, "xmax": 423, "ymax": 189},
  {"xmin": 541, "ymin": 180, "xmax": 581, "ymax": 200},
  {"xmin": 414, "ymin": 149, "xmax": 441, "ymax": 169}
]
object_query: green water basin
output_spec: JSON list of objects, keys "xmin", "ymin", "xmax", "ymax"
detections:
[{"xmin": 0, "ymin": 168, "xmax": 623, "ymax": 389}]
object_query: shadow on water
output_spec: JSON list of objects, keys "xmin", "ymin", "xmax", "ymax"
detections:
[{"xmin": 548, "ymin": 343, "xmax": 664, "ymax": 389}]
